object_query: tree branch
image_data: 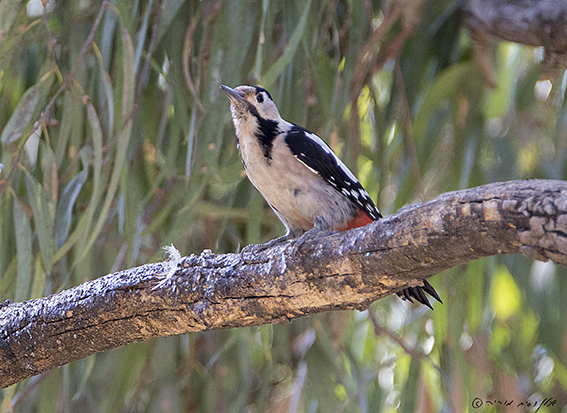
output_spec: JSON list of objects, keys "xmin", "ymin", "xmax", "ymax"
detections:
[
  {"xmin": 463, "ymin": 0, "xmax": 567, "ymax": 79},
  {"xmin": 1, "ymin": 179, "xmax": 566, "ymax": 388}
]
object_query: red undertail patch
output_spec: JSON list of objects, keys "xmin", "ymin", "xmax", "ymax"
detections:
[{"xmin": 341, "ymin": 210, "xmax": 374, "ymax": 231}]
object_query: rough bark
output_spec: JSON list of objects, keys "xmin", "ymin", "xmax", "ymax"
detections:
[
  {"xmin": 1, "ymin": 179, "xmax": 566, "ymax": 388},
  {"xmin": 463, "ymin": 0, "xmax": 567, "ymax": 79}
]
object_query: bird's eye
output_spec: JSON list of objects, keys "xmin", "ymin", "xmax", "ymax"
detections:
[{"xmin": 256, "ymin": 93, "xmax": 264, "ymax": 103}]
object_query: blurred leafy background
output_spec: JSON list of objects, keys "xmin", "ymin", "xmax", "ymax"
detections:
[{"xmin": 1, "ymin": 0, "xmax": 567, "ymax": 411}]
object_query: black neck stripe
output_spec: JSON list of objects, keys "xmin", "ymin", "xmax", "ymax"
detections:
[{"xmin": 249, "ymin": 104, "xmax": 279, "ymax": 161}]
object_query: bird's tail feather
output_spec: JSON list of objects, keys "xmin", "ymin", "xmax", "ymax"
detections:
[{"xmin": 396, "ymin": 280, "xmax": 442, "ymax": 310}]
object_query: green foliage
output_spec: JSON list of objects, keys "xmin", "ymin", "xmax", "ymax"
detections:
[{"xmin": 1, "ymin": 0, "xmax": 567, "ymax": 411}]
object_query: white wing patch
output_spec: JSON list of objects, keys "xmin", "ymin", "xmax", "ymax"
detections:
[
  {"xmin": 305, "ymin": 132, "xmax": 333, "ymax": 155},
  {"xmin": 297, "ymin": 159, "xmax": 321, "ymax": 177},
  {"xmin": 284, "ymin": 123, "xmax": 382, "ymax": 221}
]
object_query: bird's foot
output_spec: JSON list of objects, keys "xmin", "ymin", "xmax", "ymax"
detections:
[
  {"xmin": 240, "ymin": 235, "xmax": 294, "ymax": 257},
  {"xmin": 240, "ymin": 228, "xmax": 339, "ymax": 260},
  {"xmin": 290, "ymin": 227, "xmax": 338, "ymax": 257}
]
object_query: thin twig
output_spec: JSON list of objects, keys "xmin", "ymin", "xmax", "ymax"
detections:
[
  {"xmin": 8, "ymin": 373, "xmax": 49, "ymax": 411},
  {"xmin": 183, "ymin": 16, "xmax": 205, "ymax": 112},
  {"xmin": 347, "ymin": 2, "xmax": 404, "ymax": 171},
  {"xmin": 40, "ymin": 9, "xmax": 57, "ymax": 66},
  {"xmin": 135, "ymin": 0, "xmax": 161, "ymax": 105},
  {"xmin": 39, "ymin": 1, "xmax": 111, "ymax": 127},
  {"xmin": 368, "ymin": 309, "xmax": 457, "ymax": 413},
  {"xmin": 393, "ymin": 59, "xmax": 425, "ymax": 198},
  {"xmin": 0, "ymin": 1, "xmax": 111, "ymax": 200},
  {"xmin": 368, "ymin": 309, "xmax": 417, "ymax": 356},
  {"xmin": 349, "ymin": 2, "xmax": 401, "ymax": 103}
]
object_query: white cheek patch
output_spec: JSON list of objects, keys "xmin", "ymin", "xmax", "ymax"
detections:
[{"xmin": 263, "ymin": 102, "xmax": 282, "ymax": 120}]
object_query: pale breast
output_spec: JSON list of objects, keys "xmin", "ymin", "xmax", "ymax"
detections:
[{"xmin": 240, "ymin": 133, "xmax": 356, "ymax": 231}]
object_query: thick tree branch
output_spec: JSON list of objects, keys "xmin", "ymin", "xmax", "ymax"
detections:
[
  {"xmin": 1, "ymin": 179, "xmax": 566, "ymax": 388},
  {"xmin": 463, "ymin": 0, "xmax": 567, "ymax": 79}
]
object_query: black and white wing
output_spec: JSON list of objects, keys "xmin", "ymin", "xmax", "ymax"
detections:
[
  {"xmin": 284, "ymin": 124, "xmax": 382, "ymax": 220},
  {"xmin": 285, "ymin": 125, "xmax": 442, "ymax": 309}
]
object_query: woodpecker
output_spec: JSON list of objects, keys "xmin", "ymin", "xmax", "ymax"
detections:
[{"xmin": 221, "ymin": 84, "xmax": 441, "ymax": 309}]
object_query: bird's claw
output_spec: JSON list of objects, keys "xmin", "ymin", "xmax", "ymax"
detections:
[
  {"xmin": 240, "ymin": 235, "xmax": 293, "ymax": 257},
  {"xmin": 240, "ymin": 228, "xmax": 339, "ymax": 260},
  {"xmin": 290, "ymin": 228, "xmax": 338, "ymax": 257}
]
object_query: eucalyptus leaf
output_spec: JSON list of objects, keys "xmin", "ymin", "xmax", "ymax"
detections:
[
  {"xmin": 13, "ymin": 197, "xmax": 32, "ymax": 302},
  {"xmin": 1, "ymin": 72, "xmax": 54, "ymax": 144},
  {"xmin": 0, "ymin": 0, "xmax": 20, "ymax": 33},
  {"xmin": 55, "ymin": 168, "xmax": 88, "ymax": 250},
  {"xmin": 260, "ymin": 0, "xmax": 313, "ymax": 88},
  {"xmin": 25, "ymin": 172, "xmax": 54, "ymax": 273}
]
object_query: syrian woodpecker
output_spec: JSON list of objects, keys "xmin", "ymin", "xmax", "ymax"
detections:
[{"xmin": 221, "ymin": 84, "xmax": 441, "ymax": 309}]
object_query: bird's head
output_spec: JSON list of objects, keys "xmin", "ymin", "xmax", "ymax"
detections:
[{"xmin": 220, "ymin": 85, "xmax": 281, "ymax": 123}]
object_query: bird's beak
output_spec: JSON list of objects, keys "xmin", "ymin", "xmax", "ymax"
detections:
[{"xmin": 220, "ymin": 85, "xmax": 245, "ymax": 104}]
